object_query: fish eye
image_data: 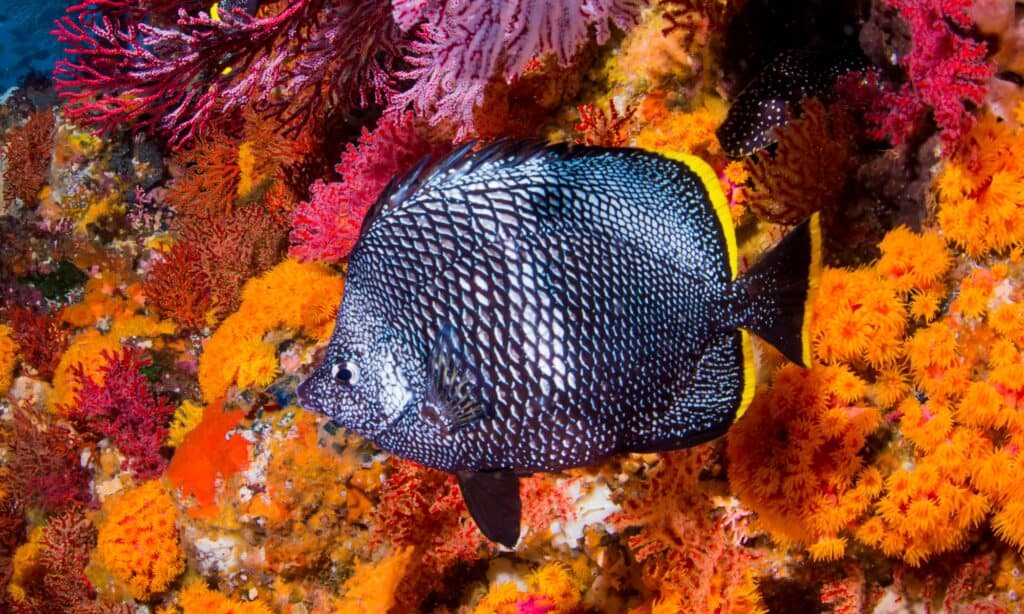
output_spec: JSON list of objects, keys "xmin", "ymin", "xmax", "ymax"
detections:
[{"xmin": 331, "ymin": 359, "xmax": 360, "ymax": 386}]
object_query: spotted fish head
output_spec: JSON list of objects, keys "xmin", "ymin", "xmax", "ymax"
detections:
[{"xmin": 297, "ymin": 301, "xmax": 423, "ymax": 441}]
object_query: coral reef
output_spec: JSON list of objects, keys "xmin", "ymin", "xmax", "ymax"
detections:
[{"xmin": 3, "ymin": 0, "xmax": 1024, "ymax": 611}]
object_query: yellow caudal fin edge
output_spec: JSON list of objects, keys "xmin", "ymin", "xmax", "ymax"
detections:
[
  {"xmin": 802, "ymin": 212, "xmax": 823, "ymax": 368},
  {"xmin": 661, "ymin": 152, "xmax": 738, "ymax": 280},
  {"xmin": 735, "ymin": 330, "xmax": 757, "ymax": 421}
]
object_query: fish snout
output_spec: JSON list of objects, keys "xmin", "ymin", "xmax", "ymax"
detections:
[{"xmin": 295, "ymin": 375, "xmax": 322, "ymax": 412}]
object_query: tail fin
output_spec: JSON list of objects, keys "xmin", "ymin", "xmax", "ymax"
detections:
[{"xmin": 735, "ymin": 213, "xmax": 822, "ymax": 367}]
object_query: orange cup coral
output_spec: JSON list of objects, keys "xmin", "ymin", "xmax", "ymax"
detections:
[
  {"xmin": 727, "ymin": 364, "xmax": 883, "ymax": 559},
  {"xmin": 93, "ymin": 480, "xmax": 184, "ymax": 600}
]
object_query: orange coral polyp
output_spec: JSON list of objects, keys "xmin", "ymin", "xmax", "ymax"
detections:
[
  {"xmin": 876, "ymin": 227, "xmax": 953, "ymax": 295},
  {"xmin": 727, "ymin": 364, "xmax": 881, "ymax": 550},
  {"xmin": 96, "ymin": 480, "xmax": 184, "ymax": 600}
]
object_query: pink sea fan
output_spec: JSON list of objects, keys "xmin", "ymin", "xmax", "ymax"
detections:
[
  {"xmin": 395, "ymin": 0, "xmax": 648, "ymax": 134},
  {"xmin": 53, "ymin": 0, "xmax": 407, "ymax": 148},
  {"xmin": 288, "ymin": 111, "xmax": 444, "ymax": 264},
  {"xmin": 869, "ymin": 0, "xmax": 994, "ymax": 149}
]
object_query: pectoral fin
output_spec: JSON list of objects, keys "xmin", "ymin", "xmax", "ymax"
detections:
[
  {"xmin": 457, "ymin": 470, "xmax": 522, "ymax": 548},
  {"xmin": 423, "ymin": 325, "xmax": 486, "ymax": 434}
]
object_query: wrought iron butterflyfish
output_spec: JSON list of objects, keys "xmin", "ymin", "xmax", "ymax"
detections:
[
  {"xmin": 716, "ymin": 47, "xmax": 867, "ymax": 157},
  {"xmin": 297, "ymin": 141, "xmax": 822, "ymax": 547}
]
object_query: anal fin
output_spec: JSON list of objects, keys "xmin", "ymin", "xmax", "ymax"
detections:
[{"xmin": 457, "ymin": 470, "xmax": 521, "ymax": 548}]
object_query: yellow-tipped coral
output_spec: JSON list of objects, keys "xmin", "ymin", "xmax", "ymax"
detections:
[
  {"xmin": 473, "ymin": 562, "xmax": 583, "ymax": 614},
  {"xmin": 198, "ymin": 259, "xmax": 343, "ymax": 401},
  {"xmin": 92, "ymin": 480, "xmax": 184, "ymax": 600},
  {"xmin": 935, "ymin": 107, "xmax": 1024, "ymax": 257},
  {"xmin": 167, "ymin": 581, "xmax": 273, "ymax": 614},
  {"xmin": 727, "ymin": 364, "xmax": 883, "ymax": 557}
]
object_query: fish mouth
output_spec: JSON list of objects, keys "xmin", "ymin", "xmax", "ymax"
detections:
[{"xmin": 295, "ymin": 376, "xmax": 321, "ymax": 412}]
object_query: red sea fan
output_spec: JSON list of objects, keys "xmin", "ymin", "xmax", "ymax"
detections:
[
  {"xmin": 4, "ymin": 403, "xmax": 93, "ymax": 514},
  {"xmin": 869, "ymin": 0, "xmax": 994, "ymax": 149},
  {"xmin": 7, "ymin": 306, "xmax": 72, "ymax": 380},
  {"xmin": 62, "ymin": 348, "xmax": 175, "ymax": 480},
  {"xmin": 288, "ymin": 111, "xmax": 444, "ymax": 264},
  {"xmin": 393, "ymin": 0, "xmax": 648, "ymax": 134},
  {"xmin": 2, "ymin": 109, "xmax": 55, "ymax": 208},
  {"xmin": 371, "ymin": 459, "xmax": 496, "ymax": 610},
  {"xmin": 144, "ymin": 205, "xmax": 287, "ymax": 329},
  {"xmin": 53, "ymin": 0, "xmax": 408, "ymax": 148}
]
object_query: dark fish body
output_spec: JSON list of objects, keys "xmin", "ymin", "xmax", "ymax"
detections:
[
  {"xmin": 298, "ymin": 142, "xmax": 821, "ymax": 546},
  {"xmin": 717, "ymin": 47, "xmax": 867, "ymax": 157}
]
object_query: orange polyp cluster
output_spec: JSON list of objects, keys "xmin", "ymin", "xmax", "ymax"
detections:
[
  {"xmin": 94, "ymin": 480, "xmax": 184, "ymax": 600},
  {"xmin": 727, "ymin": 364, "xmax": 883, "ymax": 559},
  {"xmin": 198, "ymin": 259, "xmax": 343, "ymax": 401},
  {"xmin": 811, "ymin": 267, "xmax": 907, "ymax": 368},
  {"xmin": 936, "ymin": 108, "xmax": 1024, "ymax": 257},
  {"xmin": 737, "ymin": 219, "xmax": 1024, "ymax": 565},
  {"xmin": 856, "ymin": 444, "xmax": 990, "ymax": 566},
  {"xmin": 875, "ymin": 227, "xmax": 952, "ymax": 296}
]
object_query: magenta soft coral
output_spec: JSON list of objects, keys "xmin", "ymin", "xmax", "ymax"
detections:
[
  {"xmin": 288, "ymin": 111, "xmax": 444, "ymax": 263},
  {"xmin": 53, "ymin": 0, "xmax": 407, "ymax": 148},
  {"xmin": 61, "ymin": 348, "xmax": 174, "ymax": 480},
  {"xmin": 868, "ymin": 0, "xmax": 993, "ymax": 148}
]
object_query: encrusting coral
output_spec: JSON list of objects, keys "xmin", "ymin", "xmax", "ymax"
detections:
[{"xmin": 165, "ymin": 398, "xmax": 250, "ymax": 518}]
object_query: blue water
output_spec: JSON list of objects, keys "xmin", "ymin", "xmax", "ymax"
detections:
[{"xmin": 0, "ymin": 1, "xmax": 68, "ymax": 92}]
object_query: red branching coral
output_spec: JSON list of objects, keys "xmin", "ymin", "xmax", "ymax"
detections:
[
  {"xmin": 610, "ymin": 447, "xmax": 766, "ymax": 609},
  {"xmin": 53, "ymin": 0, "xmax": 408, "ymax": 148},
  {"xmin": 144, "ymin": 205, "xmax": 288, "ymax": 329},
  {"xmin": 34, "ymin": 510, "xmax": 100, "ymax": 612},
  {"xmin": 371, "ymin": 459, "xmax": 496, "ymax": 610},
  {"xmin": 393, "ymin": 0, "xmax": 647, "ymax": 134},
  {"xmin": 2, "ymin": 109, "xmax": 55, "ymax": 207},
  {"xmin": 289, "ymin": 111, "xmax": 444, "ymax": 263},
  {"xmin": 61, "ymin": 348, "xmax": 175, "ymax": 479},
  {"xmin": 142, "ymin": 242, "xmax": 213, "ymax": 331},
  {"xmin": 868, "ymin": 0, "xmax": 994, "ymax": 148},
  {"xmin": 574, "ymin": 101, "xmax": 637, "ymax": 147},
  {"xmin": 165, "ymin": 112, "xmax": 316, "ymax": 221},
  {"xmin": 0, "ymin": 499, "xmax": 26, "ymax": 595},
  {"xmin": 6, "ymin": 306, "xmax": 72, "ymax": 380},
  {"xmin": 3, "ymin": 402, "xmax": 92, "ymax": 514}
]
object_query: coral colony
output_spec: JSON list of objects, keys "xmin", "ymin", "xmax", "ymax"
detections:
[{"xmin": 2, "ymin": 0, "xmax": 1024, "ymax": 611}]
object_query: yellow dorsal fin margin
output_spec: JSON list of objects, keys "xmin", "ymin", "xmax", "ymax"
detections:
[{"xmin": 660, "ymin": 152, "xmax": 738, "ymax": 280}]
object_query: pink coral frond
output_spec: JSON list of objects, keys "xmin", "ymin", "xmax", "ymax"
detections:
[
  {"xmin": 395, "ymin": 0, "xmax": 648, "ymax": 134},
  {"xmin": 868, "ymin": 0, "xmax": 994, "ymax": 149},
  {"xmin": 288, "ymin": 111, "xmax": 444, "ymax": 263}
]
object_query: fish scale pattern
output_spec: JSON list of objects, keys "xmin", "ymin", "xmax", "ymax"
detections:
[{"xmin": 313, "ymin": 143, "xmax": 749, "ymax": 473}]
